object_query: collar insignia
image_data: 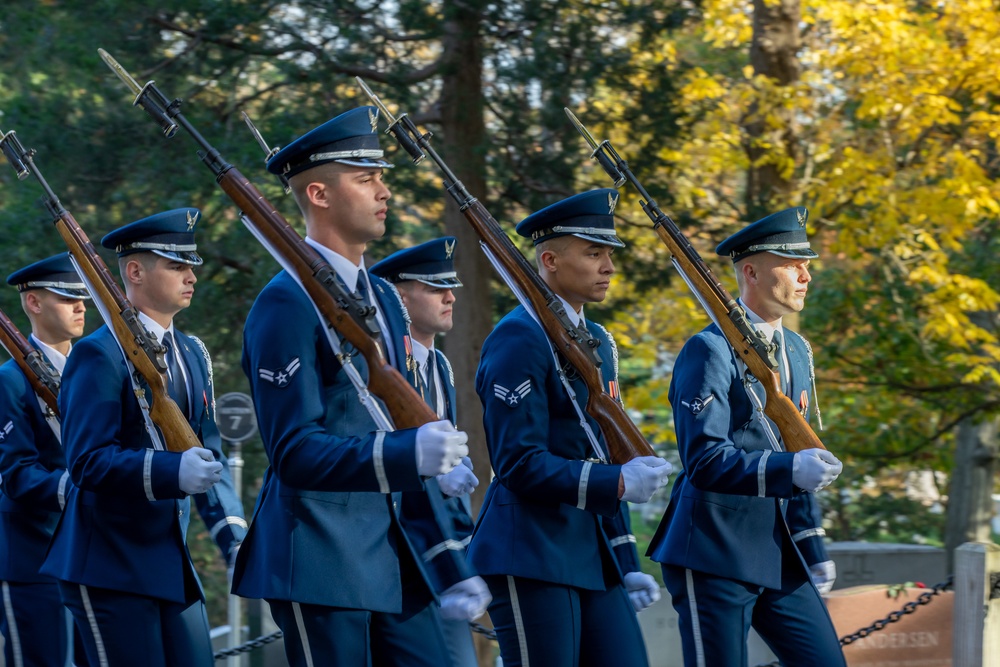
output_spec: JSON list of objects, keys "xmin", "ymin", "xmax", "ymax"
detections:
[
  {"xmin": 444, "ymin": 239, "xmax": 456, "ymax": 259},
  {"xmin": 608, "ymin": 192, "xmax": 618, "ymax": 215},
  {"xmin": 494, "ymin": 380, "xmax": 531, "ymax": 408},
  {"xmin": 258, "ymin": 358, "xmax": 301, "ymax": 388}
]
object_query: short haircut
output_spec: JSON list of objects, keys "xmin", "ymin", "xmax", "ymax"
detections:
[
  {"xmin": 534, "ymin": 235, "xmax": 575, "ymax": 270},
  {"xmin": 117, "ymin": 251, "xmax": 159, "ymax": 281},
  {"xmin": 288, "ymin": 162, "xmax": 345, "ymax": 214}
]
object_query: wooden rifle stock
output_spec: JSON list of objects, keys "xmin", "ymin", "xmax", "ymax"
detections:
[
  {"xmin": 0, "ymin": 126, "xmax": 200, "ymax": 452},
  {"xmin": 652, "ymin": 225, "xmax": 826, "ymax": 453},
  {"xmin": 352, "ymin": 78, "xmax": 655, "ymax": 463},
  {"xmin": 0, "ymin": 307, "xmax": 60, "ymax": 415},
  {"xmin": 216, "ymin": 169, "xmax": 438, "ymax": 429},
  {"xmin": 564, "ymin": 109, "xmax": 827, "ymax": 453},
  {"xmin": 460, "ymin": 199, "xmax": 655, "ymax": 463},
  {"xmin": 96, "ymin": 50, "xmax": 437, "ymax": 431},
  {"xmin": 51, "ymin": 213, "xmax": 203, "ymax": 452}
]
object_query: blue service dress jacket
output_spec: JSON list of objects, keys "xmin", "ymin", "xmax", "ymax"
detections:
[
  {"xmin": 398, "ymin": 349, "xmax": 476, "ymax": 595},
  {"xmin": 0, "ymin": 348, "xmax": 68, "ymax": 584},
  {"xmin": 232, "ymin": 270, "xmax": 447, "ymax": 612},
  {"xmin": 467, "ymin": 306, "xmax": 640, "ymax": 589},
  {"xmin": 40, "ymin": 325, "xmax": 245, "ymax": 602},
  {"xmin": 647, "ymin": 323, "xmax": 829, "ymax": 589}
]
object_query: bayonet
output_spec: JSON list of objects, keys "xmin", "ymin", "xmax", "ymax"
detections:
[
  {"xmin": 98, "ymin": 48, "xmax": 143, "ymax": 98},
  {"xmin": 98, "ymin": 48, "xmax": 178, "ymax": 138},
  {"xmin": 356, "ymin": 77, "xmax": 425, "ymax": 165},
  {"xmin": 563, "ymin": 109, "xmax": 625, "ymax": 187},
  {"xmin": 241, "ymin": 112, "xmax": 289, "ymax": 194}
]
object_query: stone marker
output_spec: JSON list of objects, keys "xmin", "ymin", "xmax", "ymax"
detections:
[{"xmin": 826, "ymin": 585, "xmax": 953, "ymax": 667}]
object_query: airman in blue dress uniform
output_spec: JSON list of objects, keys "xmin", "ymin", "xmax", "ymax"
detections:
[
  {"xmin": 232, "ymin": 107, "xmax": 471, "ymax": 666},
  {"xmin": 468, "ymin": 189, "xmax": 673, "ymax": 667},
  {"xmin": 41, "ymin": 209, "xmax": 247, "ymax": 667},
  {"xmin": 647, "ymin": 207, "xmax": 846, "ymax": 667},
  {"xmin": 371, "ymin": 237, "xmax": 490, "ymax": 667},
  {"xmin": 0, "ymin": 254, "xmax": 90, "ymax": 667}
]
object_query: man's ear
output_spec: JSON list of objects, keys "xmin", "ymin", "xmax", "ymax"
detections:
[
  {"xmin": 305, "ymin": 180, "xmax": 330, "ymax": 209},
  {"xmin": 24, "ymin": 291, "xmax": 43, "ymax": 314},
  {"xmin": 539, "ymin": 248, "xmax": 559, "ymax": 273},
  {"xmin": 123, "ymin": 258, "xmax": 144, "ymax": 286}
]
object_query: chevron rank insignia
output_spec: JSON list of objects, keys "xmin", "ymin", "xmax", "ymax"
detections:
[
  {"xmin": 494, "ymin": 380, "xmax": 531, "ymax": 408},
  {"xmin": 259, "ymin": 358, "xmax": 301, "ymax": 388},
  {"xmin": 681, "ymin": 394, "xmax": 715, "ymax": 415},
  {"xmin": 0, "ymin": 421, "xmax": 12, "ymax": 442}
]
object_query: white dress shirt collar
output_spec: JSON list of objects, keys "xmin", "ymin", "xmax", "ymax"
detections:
[
  {"xmin": 556, "ymin": 294, "xmax": 585, "ymax": 327},
  {"xmin": 137, "ymin": 311, "xmax": 176, "ymax": 345},
  {"xmin": 739, "ymin": 299, "xmax": 782, "ymax": 343},
  {"xmin": 305, "ymin": 236, "xmax": 368, "ymax": 293},
  {"xmin": 30, "ymin": 334, "xmax": 70, "ymax": 375}
]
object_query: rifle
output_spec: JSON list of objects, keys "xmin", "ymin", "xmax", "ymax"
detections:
[
  {"xmin": 97, "ymin": 49, "xmax": 437, "ymax": 430},
  {"xmin": 0, "ymin": 306, "xmax": 60, "ymax": 416},
  {"xmin": 0, "ymin": 127, "xmax": 201, "ymax": 453},
  {"xmin": 564, "ymin": 109, "xmax": 827, "ymax": 454},
  {"xmin": 356, "ymin": 78, "xmax": 655, "ymax": 464}
]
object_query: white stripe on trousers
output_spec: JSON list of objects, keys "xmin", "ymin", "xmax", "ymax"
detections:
[
  {"xmin": 685, "ymin": 569, "xmax": 707, "ymax": 667},
  {"xmin": 2, "ymin": 582, "xmax": 24, "ymax": 667},
  {"xmin": 506, "ymin": 576, "xmax": 531, "ymax": 667},
  {"xmin": 79, "ymin": 585, "xmax": 110, "ymax": 667},
  {"xmin": 291, "ymin": 602, "xmax": 316, "ymax": 667}
]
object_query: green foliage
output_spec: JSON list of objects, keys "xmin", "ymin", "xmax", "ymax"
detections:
[
  {"xmin": 823, "ymin": 485, "xmax": 947, "ymax": 547},
  {"xmin": 2, "ymin": 0, "xmax": 997, "ymax": 633}
]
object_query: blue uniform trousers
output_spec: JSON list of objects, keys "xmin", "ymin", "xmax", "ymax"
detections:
[
  {"xmin": 662, "ymin": 562, "xmax": 845, "ymax": 667},
  {"xmin": 440, "ymin": 617, "xmax": 477, "ymax": 667},
  {"xmin": 483, "ymin": 575, "xmax": 648, "ymax": 667},
  {"xmin": 59, "ymin": 582, "xmax": 213, "ymax": 667},
  {"xmin": 268, "ymin": 581, "xmax": 449, "ymax": 667},
  {"xmin": 1, "ymin": 580, "xmax": 78, "ymax": 667}
]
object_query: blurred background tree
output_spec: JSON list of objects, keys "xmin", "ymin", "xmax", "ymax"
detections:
[{"xmin": 0, "ymin": 1, "xmax": 997, "ymax": 653}]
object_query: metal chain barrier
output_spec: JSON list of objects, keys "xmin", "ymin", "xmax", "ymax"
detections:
[
  {"xmin": 470, "ymin": 620, "xmax": 498, "ymax": 641},
  {"xmin": 837, "ymin": 576, "xmax": 953, "ymax": 646},
  {"xmin": 213, "ymin": 630, "xmax": 283, "ymax": 661},
  {"xmin": 753, "ymin": 576, "xmax": 954, "ymax": 667}
]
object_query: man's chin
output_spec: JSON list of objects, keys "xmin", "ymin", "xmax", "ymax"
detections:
[{"xmin": 590, "ymin": 290, "xmax": 609, "ymax": 303}]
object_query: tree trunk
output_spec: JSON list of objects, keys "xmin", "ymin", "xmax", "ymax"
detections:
[
  {"xmin": 437, "ymin": 4, "xmax": 491, "ymax": 511},
  {"xmin": 746, "ymin": 0, "xmax": 801, "ymax": 218},
  {"xmin": 437, "ymin": 8, "xmax": 496, "ymax": 663},
  {"xmin": 944, "ymin": 416, "xmax": 999, "ymax": 572}
]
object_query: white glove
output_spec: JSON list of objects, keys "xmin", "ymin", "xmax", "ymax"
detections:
[
  {"xmin": 178, "ymin": 447, "xmax": 223, "ymax": 495},
  {"xmin": 439, "ymin": 576, "xmax": 492, "ymax": 621},
  {"xmin": 809, "ymin": 560, "xmax": 836, "ymax": 595},
  {"xmin": 623, "ymin": 571, "xmax": 661, "ymax": 613},
  {"xmin": 620, "ymin": 456, "xmax": 673, "ymax": 504},
  {"xmin": 436, "ymin": 457, "xmax": 478, "ymax": 497},
  {"xmin": 792, "ymin": 449, "xmax": 843, "ymax": 493},
  {"xmin": 415, "ymin": 420, "xmax": 469, "ymax": 477}
]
